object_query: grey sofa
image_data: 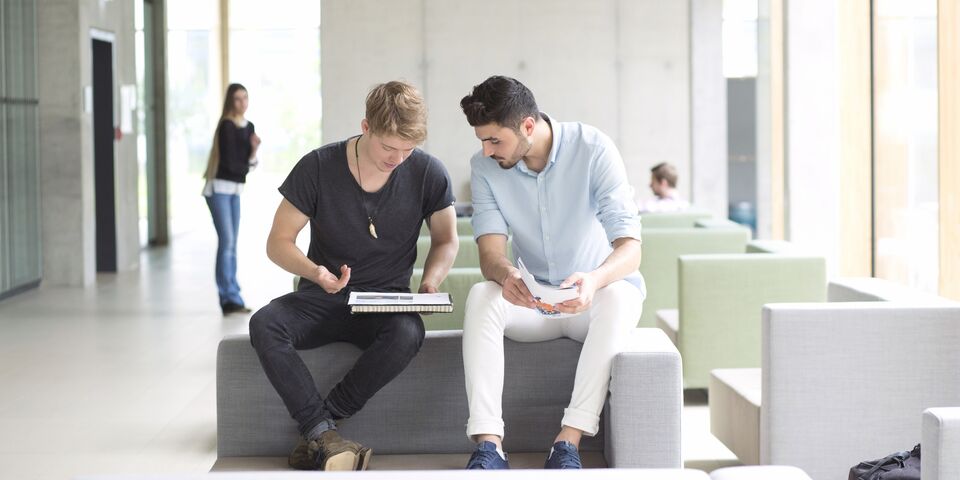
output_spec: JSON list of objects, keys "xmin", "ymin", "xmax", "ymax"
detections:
[{"xmin": 215, "ymin": 328, "xmax": 682, "ymax": 471}]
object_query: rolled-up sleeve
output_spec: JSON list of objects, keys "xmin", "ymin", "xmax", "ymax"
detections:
[
  {"xmin": 590, "ymin": 141, "xmax": 642, "ymax": 244},
  {"xmin": 469, "ymin": 154, "xmax": 510, "ymax": 241}
]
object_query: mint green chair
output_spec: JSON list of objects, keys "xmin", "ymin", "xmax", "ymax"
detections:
[
  {"xmin": 661, "ymin": 254, "xmax": 826, "ymax": 389},
  {"xmin": 637, "ymin": 228, "xmax": 750, "ymax": 328},
  {"xmin": 745, "ymin": 239, "xmax": 798, "ymax": 253},
  {"xmin": 640, "ymin": 209, "xmax": 712, "ymax": 229},
  {"xmin": 420, "ymin": 217, "xmax": 473, "ymax": 237},
  {"xmin": 415, "ymin": 235, "xmax": 513, "ymax": 269},
  {"xmin": 694, "ymin": 218, "xmax": 749, "ymax": 231},
  {"xmin": 409, "ymin": 267, "xmax": 484, "ymax": 330},
  {"xmin": 415, "ymin": 235, "xmax": 479, "ymax": 268}
]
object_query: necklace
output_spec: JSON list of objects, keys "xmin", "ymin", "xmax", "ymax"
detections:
[{"xmin": 354, "ymin": 135, "xmax": 378, "ymax": 239}]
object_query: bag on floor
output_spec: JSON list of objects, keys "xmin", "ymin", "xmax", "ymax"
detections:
[{"xmin": 848, "ymin": 444, "xmax": 920, "ymax": 480}]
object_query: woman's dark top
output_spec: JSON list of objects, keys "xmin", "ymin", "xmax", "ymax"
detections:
[{"xmin": 216, "ymin": 119, "xmax": 255, "ymax": 183}]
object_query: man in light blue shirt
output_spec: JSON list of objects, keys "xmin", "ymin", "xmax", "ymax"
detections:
[{"xmin": 459, "ymin": 76, "xmax": 646, "ymax": 470}]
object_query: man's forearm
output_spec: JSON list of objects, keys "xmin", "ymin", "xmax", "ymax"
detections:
[
  {"xmin": 420, "ymin": 238, "xmax": 459, "ymax": 288},
  {"xmin": 590, "ymin": 238, "xmax": 642, "ymax": 288},
  {"xmin": 480, "ymin": 254, "xmax": 516, "ymax": 286},
  {"xmin": 266, "ymin": 239, "xmax": 318, "ymax": 280}
]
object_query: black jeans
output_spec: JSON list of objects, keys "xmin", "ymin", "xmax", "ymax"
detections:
[{"xmin": 249, "ymin": 287, "xmax": 425, "ymax": 436}]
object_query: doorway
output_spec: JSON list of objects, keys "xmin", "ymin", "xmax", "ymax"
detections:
[{"xmin": 92, "ymin": 34, "xmax": 117, "ymax": 272}]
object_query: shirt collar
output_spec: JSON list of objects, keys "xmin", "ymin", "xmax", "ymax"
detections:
[{"xmin": 516, "ymin": 112, "xmax": 561, "ymax": 176}]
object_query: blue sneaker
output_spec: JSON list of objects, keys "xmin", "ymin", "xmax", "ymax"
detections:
[
  {"xmin": 544, "ymin": 441, "xmax": 582, "ymax": 469},
  {"xmin": 465, "ymin": 441, "xmax": 509, "ymax": 469}
]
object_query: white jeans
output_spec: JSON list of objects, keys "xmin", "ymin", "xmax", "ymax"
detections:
[{"xmin": 462, "ymin": 280, "xmax": 644, "ymax": 439}]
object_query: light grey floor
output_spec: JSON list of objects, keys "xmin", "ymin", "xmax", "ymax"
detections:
[{"xmin": 0, "ymin": 178, "xmax": 738, "ymax": 479}]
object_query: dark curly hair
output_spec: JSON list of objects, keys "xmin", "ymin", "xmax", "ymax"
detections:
[{"xmin": 460, "ymin": 76, "xmax": 540, "ymax": 131}]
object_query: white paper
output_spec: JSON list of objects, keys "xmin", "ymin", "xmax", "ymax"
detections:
[{"xmin": 517, "ymin": 258, "xmax": 579, "ymax": 317}]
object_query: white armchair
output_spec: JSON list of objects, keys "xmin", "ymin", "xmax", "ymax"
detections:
[{"xmin": 711, "ymin": 302, "xmax": 960, "ymax": 480}]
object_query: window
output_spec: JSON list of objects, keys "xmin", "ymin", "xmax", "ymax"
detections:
[{"xmin": 872, "ymin": 0, "xmax": 938, "ymax": 292}]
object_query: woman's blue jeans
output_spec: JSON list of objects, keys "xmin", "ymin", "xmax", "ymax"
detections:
[{"xmin": 206, "ymin": 193, "xmax": 244, "ymax": 306}]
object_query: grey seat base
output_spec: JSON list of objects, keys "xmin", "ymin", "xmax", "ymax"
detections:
[
  {"xmin": 217, "ymin": 328, "xmax": 682, "ymax": 468},
  {"xmin": 212, "ymin": 451, "xmax": 609, "ymax": 471}
]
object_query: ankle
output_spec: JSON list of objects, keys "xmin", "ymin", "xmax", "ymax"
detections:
[
  {"xmin": 554, "ymin": 427, "xmax": 583, "ymax": 450},
  {"xmin": 475, "ymin": 434, "xmax": 502, "ymax": 449}
]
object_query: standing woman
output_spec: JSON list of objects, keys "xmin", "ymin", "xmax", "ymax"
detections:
[{"xmin": 203, "ymin": 83, "xmax": 261, "ymax": 314}]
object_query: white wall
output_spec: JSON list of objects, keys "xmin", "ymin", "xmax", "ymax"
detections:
[
  {"xmin": 321, "ymin": 0, "xmax": 692, "ymax": 204},
  {"xmin": 38, "ymin": 0, "xmax": 139, "ymax": 286}
]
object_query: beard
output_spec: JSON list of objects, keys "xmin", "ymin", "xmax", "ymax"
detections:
[{"xmin": 494, "ymin": 133, "xmax": 533, "ymax": 170}]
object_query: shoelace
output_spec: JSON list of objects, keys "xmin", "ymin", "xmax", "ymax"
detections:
[
  {"xmin": 550, "ymin": 447, "xmax": 582, "ymax": 469},
  {"xmin": 467, "ymin": 449, "xmax": 504, "ymax": 469}
]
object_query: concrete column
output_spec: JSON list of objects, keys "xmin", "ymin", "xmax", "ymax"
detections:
[
  {"xmin": 689, "ymin": 0, "xmax": 727, "ymax": 216},
  {"xmin": 38, "ymin": 0, "xmax": 91, "ymax": 286}
]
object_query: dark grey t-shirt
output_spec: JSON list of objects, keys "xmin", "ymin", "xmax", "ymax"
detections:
[{"xmin": 279, "ymin": 138, "xmax": 455, "ymax": 292}]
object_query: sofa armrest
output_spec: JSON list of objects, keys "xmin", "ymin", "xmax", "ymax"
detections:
[
  {"xmin": 922, "ymin": 407, "xmax": 960, "ymax": 480},
  {"xmin": 605, "ymin": 328, "xmax": 683, "ymax": 468}
]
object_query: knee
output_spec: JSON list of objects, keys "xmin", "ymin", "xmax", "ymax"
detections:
[
  {"xmin": 468, "ymin": 281, "xmax": 501, "ymax": 302},
  {"xmin": 465, "ymin": 281, "xmax": 502, "ymax": 314},
  {"xmin": 464, "ymin": 281, "xmax": 504, "ymax": 329},
  {"xmin": 383, "ymin": 314, "xmax": 425, "ymax": 356},
  {"xmin": 248, "ymin": 303, "xmax": 288, "ymax": 351}
]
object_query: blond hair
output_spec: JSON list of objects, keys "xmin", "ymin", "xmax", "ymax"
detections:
[{"xmin": 365, "ymin": 81, "xmax": 427, "ymax": 143}]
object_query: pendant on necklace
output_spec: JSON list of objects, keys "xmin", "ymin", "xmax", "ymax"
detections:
[{"xmin": 368, "ymin": 219, "xmax": 378, "ymax": 239}]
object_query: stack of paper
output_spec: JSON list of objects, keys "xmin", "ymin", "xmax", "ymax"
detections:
[{"xmin": 347, "ymin": 292, "xmax": 453, "ymax": 314}]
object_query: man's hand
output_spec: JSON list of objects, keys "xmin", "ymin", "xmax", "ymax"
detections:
[
  {"xmin": 418, "ymin": 282, "xmax": 438, "ymax": 294},
  {"xmin": 557, "ymin": 271, "xmax": 599, "ymax": 315},
  {"xmin": 501, "ymin": 267, "xmax": 536, "ymax": 309},
  {"xmin": 315, "ymin": 264, "xmax": 350, "ymax": 293}
]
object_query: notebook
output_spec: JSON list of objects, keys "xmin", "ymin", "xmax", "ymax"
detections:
[{"xmin": 347, "ymin": 292, "xmax": 454, "ymax": 314}]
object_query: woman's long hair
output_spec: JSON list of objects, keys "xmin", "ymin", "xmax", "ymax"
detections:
[{"xmin": 203, "ymin": 83, "xmax": 247, "ymax": 180}]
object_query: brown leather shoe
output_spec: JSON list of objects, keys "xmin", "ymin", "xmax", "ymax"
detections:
[{"xmin": 288, "ymin": 430, "xmax": 371, "ymax": 471}]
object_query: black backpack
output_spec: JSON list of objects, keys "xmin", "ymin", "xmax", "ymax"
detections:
[{"xmin": 848, "ymin": 444, "xmax": 921, "ymax": 480}]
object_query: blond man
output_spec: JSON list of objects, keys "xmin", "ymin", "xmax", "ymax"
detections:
[{"xmin": 250, "ymin": 81, "xmax": 458, "ymax": 471}]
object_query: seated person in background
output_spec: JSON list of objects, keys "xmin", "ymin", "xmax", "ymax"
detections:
[
  {"xmin": 249, "ymin": 81, "xmax": 458, "ymax": 471},
  {"xmin": 640, "ymin": 162, "xmax": 690, "ymax": 213}
]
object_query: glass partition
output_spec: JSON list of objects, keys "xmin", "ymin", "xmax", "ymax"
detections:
[{"xmin": 0, "ymin": 0, "xmax": 41, "ymax": 299}]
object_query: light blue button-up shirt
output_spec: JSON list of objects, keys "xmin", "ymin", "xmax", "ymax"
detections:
[{"xmin": 470, "ymin": 114, "xmax": 645, "ymax": 291}]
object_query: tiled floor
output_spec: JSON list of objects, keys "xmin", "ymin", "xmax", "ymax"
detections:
[{"xmin": 0, "ymin": 177, "xmax": 738, "ymax": 479}]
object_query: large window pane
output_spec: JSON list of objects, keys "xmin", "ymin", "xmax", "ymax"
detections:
[
  {"xmin": 872, "ymin": 0, "xmax": 938, "ymax": 292},
  {"xmin": 166, "ymin": 0, "xmax": 220, "ymax": 235},
  {"xmin": 228, "ymin": 28, "xmax": 321, "ymax": 175}
]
